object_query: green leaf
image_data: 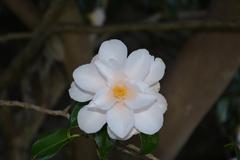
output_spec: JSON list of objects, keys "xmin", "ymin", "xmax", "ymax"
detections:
[
  {"xmin": 224, "ymin": 142, "xmax": 235, "ymax": 150},
  {"xmin": 70, "ymin": 102, "xmax": 88, "ymax": 128},
  {"xmin": 32, "ymin": 129, "xmax": 79, "ymax": 160},
  {"xmin": 95, "ymin": 128, "xmax": 114, "ymax": 160},
  {"xmin": 140, "ymin": 132, "xmax": 159, "ymax": 154}
]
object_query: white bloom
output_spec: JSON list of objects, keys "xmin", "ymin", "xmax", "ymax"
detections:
[{"xmin": 69, "ymin": 39, "xmax": 167, "ymax": 140}]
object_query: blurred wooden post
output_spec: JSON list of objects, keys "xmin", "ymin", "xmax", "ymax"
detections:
[
  {"xmin": 157, "ymin": 0, "xmax": 240, "ymax": 159},
  {"xmin": 58, "ymin": 1, "xmax": 97, "ymax": 159},
  {"xmin": 59, "ymin": 0, "xmax": 94, "ymax": 76}
]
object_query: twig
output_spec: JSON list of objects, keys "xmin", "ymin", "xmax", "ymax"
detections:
[
  {"xmin": 116, "ymin": 143, "xmax": 159, "ymax": 160},
  {"xmin": 126, "ymin": 144, "xmax": 159, "ymax": 160},
  {"xmin": 116, "ymin": 145, "xmax": 140, "ymax": 159},
  {"xmin": 1, "ymin": 20, "xmax": 240, "ymax": 43},
  {"xmin": 0, "ymin": 100, "xmax": 70, "ymax": 119},
  {"xmin": 0, "ymin": 32, "xmax": 32, "ymax": 43},
  {"xmin": 55, "ymin": 20, "xmax": 240, "ymax": 33}
]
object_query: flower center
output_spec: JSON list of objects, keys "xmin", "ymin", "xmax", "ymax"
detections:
[{"xmin": 112, "ymin": 85, "xmax": 128, "ymax": 99}]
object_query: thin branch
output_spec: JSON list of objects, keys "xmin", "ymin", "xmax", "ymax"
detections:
[
  {"xmin": 126, "ymin": 144, "xmax": 159, "ymax": 160},
  {"xmin": 116, "ymin": 145, "xmax": 141, "ymax": 159},
  {"xmin": 116, "ymin": 144, "xmax": 159, "ymax": 160},
  {"xmin": 0, "ymin": 33, "xmax": 32, "ymax": 43},
  {"xmin": 0, "ymin": 100, "xmax": 70, "ymax": 119},
  {"xmin": 1, "ymin": 20, "xmax": 240, "ymax": 43},
  {"xmin": 55, "ymin": 20, "xmax": 240, "ymax": 33}
]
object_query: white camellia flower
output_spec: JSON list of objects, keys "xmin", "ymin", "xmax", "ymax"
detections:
[{"xmin": 69, "ymin": 39, "xmax": 167, "ymax": 140}]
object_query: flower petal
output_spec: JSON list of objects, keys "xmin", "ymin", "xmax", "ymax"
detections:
[
  {"xmin": 98, "ymin": 39, "xmax": 127, "ymax": 64},
  {"xmin": 77, "ymin": 107, "xmax": 106, "ymax": 134},
  {"xmin": 156, "ymin": 93, "xmax": 168, "ymax": 114},
  {"xmin": 91, "ymin": 55, "xmax": 98, "ymax": 63},
  {"xmin": 73, "ymin": 64, "xmax": 106, "ymax": 93},
  {"xmin": 150, "ymin": 82, "xmax": 160, "ymax": 93},
  {"xmin": 69, "ymin": 82, "xmax": 93, "ymax": 102},
  {"xmin": 124, "ymin": 128, "xmax": 139, "ymax": 140},
  {"xmin": 107, "ymin": 103, "xmax": 134, "ymax": 138},
  {"xmin": 107, "ymin": 126, "xmax": 118, "ymax": 139},
  {"xmin": 87, "ymin": 87, "xmax": 116, "ymax": 110},
  {"xmin": 107, "ymin": 127, "xmax": 139, "ymax": 140},
  {"xmin": 144, "ymin": 58, "xmax": 166, "ymax": 86},
  {"xmin": 124, "ymin": 49, "xmax": 151, "ymax": 80},
  {"xmin": 134, "ymin": 94, "xmax": 167, "ymax": 134},
  {"xmin": 94, "ymin": 59, "xmax": 115, "ymax": 82},
  {"xmin": 125, "ymin": 92, "xmax": 156, "ymax": 111}
]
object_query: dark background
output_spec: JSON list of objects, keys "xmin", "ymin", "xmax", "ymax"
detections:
[{"xmin": 0, "ymin": 0, "xmax": 240, "ymax": 159}]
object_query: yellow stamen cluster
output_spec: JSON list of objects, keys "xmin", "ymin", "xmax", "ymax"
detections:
[{"xmin": 112, "ymin": 85, "xmax": 128, "ymax": 99}]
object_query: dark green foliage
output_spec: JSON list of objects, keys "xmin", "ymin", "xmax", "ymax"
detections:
[
  {"xmin": 31, "ymin": 102, "xmax": 88, "ymax": 160},
  {"xmin": 140, "ymin": 132, "xmax": 159, "ymax": 154},
  {"xmin": 95, "ymin": 127, "xmax": 115, "ymax": 160},
  {"xmin": 32, "ymin": 129, "xmax": 79, "ymax": 160}
]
